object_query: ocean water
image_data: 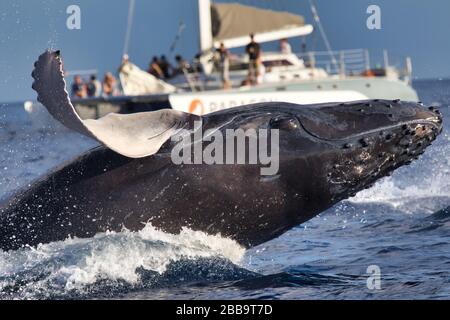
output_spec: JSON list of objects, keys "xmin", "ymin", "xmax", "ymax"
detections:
[{"xmin": 0, "ymin": 80, "xmax": 449, "ymax": 300}]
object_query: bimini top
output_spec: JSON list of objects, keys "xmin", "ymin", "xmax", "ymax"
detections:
[{"xmin": 211, "ymin": 3, "xmax": 313, "ymax": 48}]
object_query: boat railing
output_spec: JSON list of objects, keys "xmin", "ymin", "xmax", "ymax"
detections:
[{"xmin": 299, "ymin": 48, "xmax": 370, "ymax": 77}]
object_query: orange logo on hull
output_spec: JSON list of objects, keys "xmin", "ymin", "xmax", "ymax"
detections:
[{"xmin": 188, "ymin": 99, "xmax": 205, "ymax": 115}]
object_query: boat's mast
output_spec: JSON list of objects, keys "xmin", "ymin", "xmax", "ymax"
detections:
[
  {"xmin": 198, "ymin": 0, "xmax": 213, "ymax": 52},
  {"xmin": 123, "ymin": 0, "xmax": 136, "ymax": 57},
  {"xmin": 309, "ymin": 0, "xmax": 338, "ymax": 71}
]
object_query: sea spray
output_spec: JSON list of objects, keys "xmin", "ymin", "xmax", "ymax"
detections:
[{"xmin": 0, "ymin": 223, "xmax": 245, "ymax": 297}]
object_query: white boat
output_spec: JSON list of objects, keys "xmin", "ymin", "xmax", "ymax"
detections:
[
  {"xmin": 166, "ymin": 0, "xmax": 418, "ymax": 115},
  {"xmin": 26, "ymin": 0, "xmax": 419, "ymax": 122}
]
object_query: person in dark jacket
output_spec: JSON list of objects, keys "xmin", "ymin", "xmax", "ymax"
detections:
[
  {"xmin": 245, "ymin": 33, "xmax": 261, "ymax": 84},
  {"xmin": 158, "ymin": 55, "xmax": 172, "ymax": 79}
]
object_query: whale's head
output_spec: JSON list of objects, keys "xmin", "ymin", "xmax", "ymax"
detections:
[
  {"xmin": 275, "ymin": 100, "xmax": 442, "ymax": 206},
  {"xmin": 206, "ymin": 100, "xmax": 442, "ymax": 225}
]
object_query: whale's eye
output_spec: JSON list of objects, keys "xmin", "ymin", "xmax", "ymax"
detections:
[{"xmin": 269, "ymin": 116, "xmax": 300, "ymax": 131}]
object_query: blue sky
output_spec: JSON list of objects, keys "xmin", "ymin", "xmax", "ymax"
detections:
[{"xmin": 1, "ymin": 0, "xmax": 450, "ymax": 103}]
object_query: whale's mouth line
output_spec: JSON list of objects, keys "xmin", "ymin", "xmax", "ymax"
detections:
[{"xmin": 299, "ymin": 118, "xmax": 442, "ymax": 143}]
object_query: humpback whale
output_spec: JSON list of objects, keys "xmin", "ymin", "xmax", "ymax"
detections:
[{"xmin": 0, "ymin": 51, "xmax": 443, "ymax": 251}]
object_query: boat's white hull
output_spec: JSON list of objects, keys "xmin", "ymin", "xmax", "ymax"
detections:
[
  {"xmin": 169, "ymin": 90, "xmax": 367, "ymax": 115},
  {"xmin": 169, "ymin": 76, "xmax": 419, "ymax": 115}
]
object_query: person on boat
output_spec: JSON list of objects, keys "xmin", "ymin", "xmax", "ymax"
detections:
[
  {"xmin": 174, "ymin": 55, "xmax": 189, "ymax": 76},
  {"xmin": 256, "ymin": 62, "xmax": 266, "ymax": 85},
  {"xmin": 280, "ymin": 38, "xmax": 292, "ymax": 54},
  {"xmin": 71, "ymin": 75, "xmax": 87, "ymax": 99},
  {"xmin": 191, "ymin": 53, "xmax": 203, "ymax": 74},
  {"xmin": 148, "ymin": 56, "xmax": 164, "ymax": 79},
  {"xmin": 245, "ymin": 33, "xmax": 261, "ymax": 85},
  {"xmin": 217, "ymin": 42, "xmax": 231, "ymax": 89},
  {"xmin": 158, "ymin": 55, "xmax": 172, "ymax": 79},
  {"xmin": 86, "ymin": 75, "xmax": 102, "ymax": 97},
  {"xmin": 102, "ymin": 72, "xmax": 120, "ymax": 97}
]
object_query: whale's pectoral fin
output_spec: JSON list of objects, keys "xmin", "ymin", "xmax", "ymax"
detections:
[
  {"xmin": 31, "ymin": 50, "xmax": 200, "ymax": 158},
  {"xmin": 81, "ymin": 110, "xmax": 198, "ymax": 158},
  {"xmin": 31, "ymin": 50, "xmax": 93, "ymax": 136}
]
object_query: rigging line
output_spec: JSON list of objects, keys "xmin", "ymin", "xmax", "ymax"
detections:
[
  {"xmin": 308, "ymin": 0, "xmax": 338, "ymax": 70},
  {"xmin": 123, "ymin": 0, "xmax": 136, "ymax": 57},
  {"xmin": 169, "ymin": 21, "xmax": 186, "ymax": 54}
]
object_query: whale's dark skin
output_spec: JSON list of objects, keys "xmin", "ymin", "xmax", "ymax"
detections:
[{"xmin": 0, "ymin": 100, "xmax": 443, "ymax": 251}]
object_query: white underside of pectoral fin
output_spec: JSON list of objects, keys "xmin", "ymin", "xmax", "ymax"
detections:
[
  {"xmin": 32, "ymin": 50, "xmax": 199, "ymax": 158},
  {"xmin": 83, "ymin": 110, "xmax": 188, "ymax": 158}
]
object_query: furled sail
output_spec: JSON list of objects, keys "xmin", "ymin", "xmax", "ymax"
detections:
[
  {"xmin": 211, "ymin": 2, "xmax": 313, "ymax": 48},
  {"xmin": 119, "ymin": 61, "xmax": 176, "ymax": 96}
]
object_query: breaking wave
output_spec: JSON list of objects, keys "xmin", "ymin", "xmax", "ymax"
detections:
[{"xmin": 0, "ymin": 224, "xmax": 246, "ymax": 299}]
